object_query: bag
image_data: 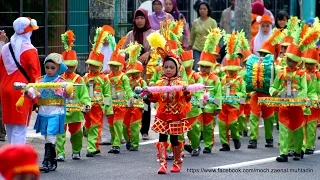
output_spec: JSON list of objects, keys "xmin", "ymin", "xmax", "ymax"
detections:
[{"xmin": 8, "ymin": 43, "xmax": 30, "ymax": 82}]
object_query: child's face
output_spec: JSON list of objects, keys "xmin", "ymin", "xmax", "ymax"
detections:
[
  {"xmin": 277, "ymin": 18, "xmax": 287, "ymax": 28},
  {"xmin": 185, "ymin": 66, "xmax": 192, "ymax": 72},
  {"xmin": 305, "ymin": 63, "xmax": 316, "ymax": 69},
  {"xmin": 261, "ymin": 22, "xmax": 271, "ymax": 35},
  {"xmin": 88, "ymin": 64, "xmax": 100, "ymax": 73},
  {"xmin": 259, "ymin": 52, "xmax": 268, "ymax": 57},
  {"xmin": 103, "ymin": 39, "xmax": 109, "ymax": 46},
  {"xmin": 109, "ymin": 65, "xmax": 120, "ymax": 72},
  {"xmin": 45, "ymin": 62, "xmax": 58, "ymax": 77},
  {"xmin": 286, "ymin": 58, "xmax": 298, "ymax": 68},
  {"xmin": 131, "ymin": 72, "xmax": 141, "ymax": 78},
  {"xmin": 227, "ymin": 70, "xmax": 238, "ymax": 76},
  {"xmin": 66, "ymin": 66, "xmax": 76, "ymax": 73},
  {"xmin": 281, "ymin": 46, "xmax": 288, "ymax": 54},
  {"xmin": 162, "ymin": 60, "xmax": 177, "ymax": 78},
  {"xmin": 199, "ymin": 65, "xmax": 211, "ymax": 74}
]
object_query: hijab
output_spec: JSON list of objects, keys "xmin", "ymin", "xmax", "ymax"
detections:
[
  {"xmin": 43, "ymin": 53, "xmax": 68, "ymax": 82},
  {"xmin": 166, "ymin": 0, "xmax": 181, "ymax": 20},
  {"xmin": 253, "ymin": 22, "xmax": 272, "ymax": 56},
  {"xmin": 133, "ymin": 8, "xmax": 151, "ymax": 53},
  {"xmin": 149, "ymin": 0, "xmax": 167, "ymax": 30}
]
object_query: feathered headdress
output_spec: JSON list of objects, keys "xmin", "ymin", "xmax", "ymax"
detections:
[
  {"xmin": 85, "ymin": 27, "xmax": 108, "ymax": 67},
  {"xmin": 238, "ymin": 31, "xmax": 252, "ymax": 62},
  {"xmin": 147, "ymin": 31, "xmax": 167, "ymax": 50},
  {"xmin": 300, "ymin": 18, "xmax": 320, "ymax": 64},
  {"xmin": 258, "ymin": 28, "xmax": 285, "ymax": 55},
  {"xmin": 197, "ymin": 28, "xmax": 222, "ymax": 67},
  {"xmin": 281, "ymin": 16, "xmax": 300, "ymax": 47},
  {"xmin": 120, "ymin": 42, "xmax": 144, "ymax": 74},
  {"xmin": 61, "ymin": 30, "xmax": 78, "ymax": 66},
  {"xmin": 285, "ymin": 21, "xmax": 307, "ymax": 63},
  {"xmin": 160, "ymin": 16, "xmax": 183, "ymax": 55},
  {"xmin": 224, "ymin": 31, "xmax": 241, "ymax": 70},
  {"xmin": 102, "ymin": 25, "xmax": 116, "ymax": 51},
  {"xmin": 108, "ymin": 36, "xmax": 127, "ymax": 69}
]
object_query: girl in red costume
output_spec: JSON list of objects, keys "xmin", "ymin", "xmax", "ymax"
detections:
[{"xmin": 145, "ymin": 45, "xmax": 191, "ymax": 174}]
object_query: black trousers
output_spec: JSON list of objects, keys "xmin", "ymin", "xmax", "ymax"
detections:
[
  {"xmin": 140, "ymin": 100, "xmax": 151, "ymax": 135},
  {"xmin": 159, "ymin": 134, "xmax": 179, "ymax": 146}
]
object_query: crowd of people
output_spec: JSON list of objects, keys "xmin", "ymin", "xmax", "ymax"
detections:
[{"xmin": 0, "ymin": 0, "xmax": 320, "ymax": 179}]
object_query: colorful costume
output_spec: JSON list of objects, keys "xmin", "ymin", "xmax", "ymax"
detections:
[
  {"xmin": 56, "ymin": 30, "xmax": 91, "ymax": 161},
  {"xmin": 197, "ymin": 28, "xmax": 222, "ymax": 153},
  {"xmin": 218, "ymin": 32, "xmax": 245, "ymax": 151},
  {"xmin": 30, "ymin": 53, "xmax": 71, "ymax": 172},
  {"xmin": 180, "ymin": 50, "xmax": 203, "ymax": 156},
  {"xmin": 107, "ymin": 37, "xmax": 133, "ymax": 153},
  {"xmin": 246, "ymin": 27, "xmax": 285, "ymax": 148},
  {"xmin": 84, "ymin": 27, "xmax": 113, "ymax": 157},
  {"xmin": 121, "ymin": 42, "xmax": 147, "ymax": 151},
  {"xmin": 148, "ymin": 45, "xmax": 191, "ymax": 174},
  {"xmin": 0, "ymin": 144, "xmax": 40, "ymax": 180},
  {"xmin": 0, "ymin": 17, "xmax": 41, "ymax": 144},
  {"xmin": 269, "ymin": 22, "xmax": 319, "ymax": 162}
]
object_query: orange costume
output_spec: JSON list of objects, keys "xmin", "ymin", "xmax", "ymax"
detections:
[{"xmin": 0, "ymin": 17, "xmax": 41, "ymax": 144}]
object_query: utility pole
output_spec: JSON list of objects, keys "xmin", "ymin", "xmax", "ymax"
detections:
[{"xmin": 234, "ymin": 0, "xmax": 251, "ymax": 40}]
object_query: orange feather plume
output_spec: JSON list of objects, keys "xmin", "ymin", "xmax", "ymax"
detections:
[
  {"xmin": 113, "ymin": 36, "xmax": 127, "ymax": 55},
  {"xmin": 66, "ymin": 30, "xmax": 75, "ymax": 47}
]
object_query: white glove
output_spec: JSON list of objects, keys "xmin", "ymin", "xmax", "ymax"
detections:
[{"xmin": 26, "ymin": 87, "xmax": 37, "ymax": 99}]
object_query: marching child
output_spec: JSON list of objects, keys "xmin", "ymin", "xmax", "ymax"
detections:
[
  {"xmin": 122, "ymin": 42, "xmax": 147, "ymax": 151},
  {"xmin": 56, "ymin": 30, "xmax": 91, "ymax": 161},
  {"xmin": 83, "ymin": 27, "xmax": 113, "ymax": 157},
  {"xmin": 218, "ymin": 32, "xmax": 246, "ymax": 151},
  {"xmin": 145, "ymin": 45, "xmax": 192, "ymax": 174},
  {"xmin": 197, "ymin": 28, "xmax": 222, "ymax": 153},
  {"xmin": 180, "ymin": 49, "xmax": 203, "ymax": 156},
  {"xmin": 27, "ymin": 53, "xmax": 72, "ymax": 172},
  {"xmin": 107, "ymin": 37, "xmax": 133, "ymax": 154}
]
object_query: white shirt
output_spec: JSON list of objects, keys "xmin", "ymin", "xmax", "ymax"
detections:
[{"xmin": 101, "ymin": 45, "xmax": 113, "ymax": 72}]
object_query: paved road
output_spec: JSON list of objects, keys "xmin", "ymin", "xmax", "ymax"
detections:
[{"xmin": 1, "ymin": 111, "xmax": 320, "ymax": 180}]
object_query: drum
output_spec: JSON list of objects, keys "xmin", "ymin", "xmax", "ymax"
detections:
[
  {"xmin": 258, "ymin": 97, "xmax": 308, "ymax": 107},
  {"xmin": 246, "ymin": 54, "xmax": 275, "ymax": 94}
]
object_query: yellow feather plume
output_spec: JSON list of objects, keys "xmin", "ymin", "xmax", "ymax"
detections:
[{"xmin": 147, "ymin": 31, "xmax": 167, "ymax": 50}]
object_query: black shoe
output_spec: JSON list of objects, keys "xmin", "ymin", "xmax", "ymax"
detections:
[
  {"xmin": 94, "ymin": 150, "xmax": 101, "ymax": 155},
  {"xmin": 191, "ymin": 147, "xmax": 201, "ymax": 156},
  {"xmin": 276, "ymin": 154, "xmax": 288, "ymax": 162},
  {"xmin": 265, "ymin": 138, "xmax": 273, "ymax": 148},
  {"xmin": 40, "ymin": 143, "xmax": 51, "ymax": 173},
  {"xmin": 108, "ymin": 147, "xmax": 115, "ymax": 153},
  {"xmin": 113, "ymin": 146, "xmax": 120, "ymax": 154},
  {"xmin": 86, "ymin": 152, "xmax": 95, "ymax": 157},
  {"xmin": 243, "ymin": 131, "xmax": 248, "ymax": 137},
  {"xmin": 293, "ymin": 152, "xmax": 301, "ymax": 161},
  {"xmin": 219, "ymin": 144, "xmax": 230, "ymax": 151},
  {"xmin": 129, "ymin": 147, "xmax": 138, "ymax": 151},
  {"xmin": 126, "ymin": 142, "xmax": 131, "ymax": 150},
  {"xmin": 301, "ymin": 150, "xmax": 304, "ymax": 159},
  {"xmin": 318, "ymin": 136, "xmax": 320, "ymax": 140},
  {"xmin": 239, "ymin": 132, "xmax": 243, "ymax": 136},
  {"xmin": 203, "ymin": 147, "xmax": 211, "ymax": 153},
  {"xmin": 233, "ymin": 139, "xmax": 241, "ymax": 149},
  {"xmin": 0, "ymin": 137, "xmax": 5, "ymax": 142},
  {"xmin": 49, "ymin": 144, "xmax": 57, "ymax": 171},
  {"xmin": 288, "ymin": 150, "xmax": 294, "ymax": 157},
  {"xmin": 305, "ymin": 149, "xmax": 314, "ymax": 155},
  {"xmin": 248, "ymin": 140, "xmax": 257, "ymax": 149},
  {"xmin": 184, "ymin": 144, "xmax": 193, "ymax": 153}
]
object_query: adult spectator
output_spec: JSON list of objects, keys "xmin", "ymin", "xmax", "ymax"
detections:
[
  {"xmin": 0, "ymin": 30, "xmax": 8, "ymax": 142},
  {"xmin": 124, "ymin": 8, "xmax": 154, "ymax": 140},
  {"xmin": 164, "ymin": 0, "xmax": 190, "ymax": 49},
  {"xmin": 219, "ymin": 0, "xmax": 235, "ymax": 33},
  {"xmin": 252, "ymin": 0, "xmax": 275, "ymax": 25},
  {"xmin": 149, "ymin": 0, "xmax": 174, "ymax": 31},
  {"xmin": 0, "ymin": 17, "xmax": 41, "ymax": 144},
  {"xmin": 190, "ymin": 1, "xmax": 217, "ymax": 72}
]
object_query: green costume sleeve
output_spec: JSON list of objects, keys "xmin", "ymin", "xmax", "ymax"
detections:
[
  {"xmin": 236, "ymin": 79, "xmax": 246, "ymax": 98},
  {"xmin": 122, "ymin": 75, "xmax": 133, "ymax": 100},
  {"xmin": 204, "ymin": 77, "xmax": 222, "ymax": 113},
  {"xmin": 78, "ymin": 78, "xmax": 91, "ymax": 107},
  {"xmin": 180, "ymin": 67, "xmax": 189, "ymax": 84},
  {"xmin": 307, "ymin": 78, "xmax": 318, "ymax": 101},
  {"xmin": 187, "ymin": 75, "xmax": 203, "ymax": 118},
  {"xmin": 269, "ymin": 72, "xmax": 281, "ymax": 96},
  {"xmin": 102, "ymin": 78, "xmax": 113, "ymax": 115},
  {"xmin": 297, "ymin": 73, "xmax": 308, "ymax": 99},
  {"xmin": 149, "ymin": 69, "xmax": 161, "ymax": 85}
]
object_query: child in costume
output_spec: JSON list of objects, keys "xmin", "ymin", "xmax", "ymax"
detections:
[
  {"xmin": 218, "ymin": 32, "xmax": 246, "ymax": 151},
  {"xmin": 197, "ymin": 28, "xmax": 222, "ymax": 153},
  {"xmin": 107, "ymin": 37, "xmax": 133, "ymax": 154},
  {"xmin": 145, "ymin": 45, "xmax": 192, "ymax": 174},
  {"xmin": 83, "ymin": 27, "xmax": 113, "ymax": 157},
  {"xmin": 269, "ymin": 22, "xmax": 317, "ymax": 162},
  {"xmin": 122, "ymin": 42, "xmax": 147, "ymax": 151},
  {"xmin": 0, "ymin": 144, "xmax": 40, "ymax": 180},
  {"xmin": 27, "ymin": 53, "xmax": 72, "ymax": 172},
  {"xmin": 246, "ymin": 27, "xmax": 284, "ymax": 149},
  {"xmin": 56, "ymin": 30, "xmax": 92, "ymax": 161},
  {"xmin": 180, "ymin": 49, "xmax": 203, "ymax": 156},
  {"xmin": 237, "ymin": 32, "xmax": 252, "ymax": 137},
  {"xmin": 251, "ymin": 15, "xmax": 273, "ymax": 56}
]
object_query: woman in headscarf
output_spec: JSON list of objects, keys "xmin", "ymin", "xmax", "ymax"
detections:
[
  {"xmin": 149, "ymin": 0, "xmax": 174, "ymax": 31},
  {"xmin": 124, "ymin": 8, "xmax": 154, "ymax": 140},
  {"xmin": 250, "ymin": 15, "xmax": 273, "ymax": 56},
  {"xmin": 164, "ymin": 0, "xmax": 190, "ymax": 50}
]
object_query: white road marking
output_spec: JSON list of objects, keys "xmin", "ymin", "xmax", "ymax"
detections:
[{"xmin": 210, "ymin": 150, "xmax": 320, "ymax": 169}]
